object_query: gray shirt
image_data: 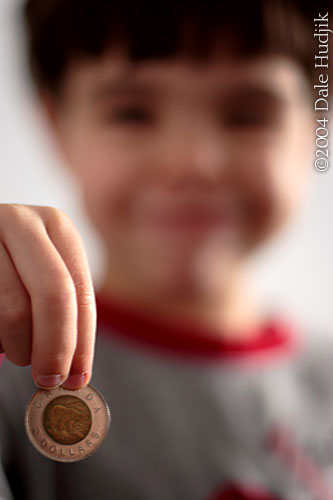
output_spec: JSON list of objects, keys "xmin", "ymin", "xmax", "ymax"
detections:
[{"xmin": 1, "ymin": 306, "xmax": 333, "ymax": 500}]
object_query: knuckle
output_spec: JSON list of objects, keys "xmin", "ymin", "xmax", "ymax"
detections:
[
  {"xmin": 35, "ymin": 336, "xmax": 76, "ymax": 370},
  {"xmin": 43, "ymin": 331, "xmax": 77, "ymax": 358},
  {"xmin": 73, "ymin": 350, "xmax": 94, "ymax": 367},
  {"xmin": 0, "ymin": 203, "xmax": 25, "ymax": 215},
  {"xmin": 0, "ymin": 204, "xmax": 30, "ymax": 227},
  {"xmin": 43, "ymin": 206, "xmax": 73, "ymax": 232},
  {"xmin": 40, "ymin": 352, "xmax": 73, "ymax": 374},
  {"xmin": 76, "ymin": 285, "xmax": 95, "ymax": 307},
  {"xmin": 43, "ymin": 208, "xmax": 85, "ymax": 252}
]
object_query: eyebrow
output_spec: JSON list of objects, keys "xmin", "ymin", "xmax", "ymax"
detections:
[
  {"xmin": 89, "ymin": 74, "xmax": 290, "ymax": 109},
  {"xmin": 90, "ymin": 77, "xmax": 162, "ymax": 102},
  {"xmin": 223, "ymin": 84, "xmax": 289, "ymax": 108}
]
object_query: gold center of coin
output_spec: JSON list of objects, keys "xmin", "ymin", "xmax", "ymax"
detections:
[{"xmin": 43, "ymin": 395, "xmax": 92, "ymax": 445}]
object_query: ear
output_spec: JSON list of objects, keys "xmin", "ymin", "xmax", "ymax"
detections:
[{"xmin": 39, "ymin": 90, "xmax": 57, "ymax": 128}]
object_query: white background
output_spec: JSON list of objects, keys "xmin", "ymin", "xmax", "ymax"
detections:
[{"xmin": 1, "ymin": 0, "xmax": 332, "ymax": 335}]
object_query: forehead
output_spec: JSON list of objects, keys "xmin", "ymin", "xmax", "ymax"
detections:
[{"xmin": 63, "ymin": 49, "xmax": 309, "ymax": 104}]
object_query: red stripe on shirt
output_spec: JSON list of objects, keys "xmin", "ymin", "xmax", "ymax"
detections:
[
  {"xmin": 206, "ymin": 482, "xmax": 286, "ymax": 499},
  {"xmin": 96, "ymin": 292, "xmax": 299, "ymax": 361}
]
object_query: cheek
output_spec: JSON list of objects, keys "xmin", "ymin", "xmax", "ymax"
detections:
[
  {"xmin": 265, "ymin": 123, "xmax": 313, "ymax": 216},
  {"xmin": 76, "ymin": 146, "xmax": 134, "ymax": 192},
  {"xmin": 72, "ymin": 140, "xmax": 146, "ymax": 236},
  {"xmin": 235, "ymin": 130, "xmax": 312, "ymax": 246}
]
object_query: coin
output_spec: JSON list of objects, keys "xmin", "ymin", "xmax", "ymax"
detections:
[{"xmin": 25, "ymin": 384, "xmax": 110, "ymax": 462}]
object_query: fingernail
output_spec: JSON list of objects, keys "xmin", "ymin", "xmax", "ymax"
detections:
[
  {"xmin": 35, "ymin": 374, "xmax": 63, "ymax": 389},
  {"xmin": 62, "ymin": 372, "xmax": 88, "ymax": 391}
]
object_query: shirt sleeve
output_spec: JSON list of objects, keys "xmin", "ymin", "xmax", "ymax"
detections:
[
  {"xmin": 0, "ymin": 360, "xmax": 58, "ymax": 500},
  {"xmin": 0, "ymin": 467, "xmax": 13, "ymax": 500},
  {"xmin": 0, "ymin": 359, "xmax": 35, "ymax": 500},
  {"xmin": 0, "ymin": 361, "xmax": 16, "ymax": 500}
]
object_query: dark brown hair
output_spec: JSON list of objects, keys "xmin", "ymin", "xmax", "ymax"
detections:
[{"xmin": 23, "ymin": 0, "xmax": 332, "ymax": 94}]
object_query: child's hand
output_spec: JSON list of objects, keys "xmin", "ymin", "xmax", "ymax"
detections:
[{"xmin": 0, "ymin": 204, "xmax": 96, "ymax": 390}]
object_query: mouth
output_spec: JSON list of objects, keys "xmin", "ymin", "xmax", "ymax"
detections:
[
  {"xmin": 146, "ymin": 210, "xmax": 238, "ymax": 233},
  {"xmin": 134, "ymin": 192, "xmax": 245, "ymax": 235}
]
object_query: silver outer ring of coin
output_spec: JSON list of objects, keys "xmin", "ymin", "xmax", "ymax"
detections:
[{"xmin": 25, "ymin": 384, "xmax": 111, "ymax": 463}]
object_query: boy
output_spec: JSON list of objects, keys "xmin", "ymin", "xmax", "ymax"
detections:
[{"xmin": 0, "ymin": 0, "xmax": 332, "ymax": 498}]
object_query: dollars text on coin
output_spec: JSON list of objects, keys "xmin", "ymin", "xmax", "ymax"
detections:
[{"xmin": 25, "ymin": 384, "xmax": 110, "ymax": 462}]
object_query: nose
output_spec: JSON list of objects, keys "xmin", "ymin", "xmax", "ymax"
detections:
[{"xmin": 155, "ymin": 124, "xmax": 228, "ymax": 186}]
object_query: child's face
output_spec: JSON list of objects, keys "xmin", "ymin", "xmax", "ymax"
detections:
[{"xmin": 49, "ymin": 49, "xmax": 314, "ymax": 294}]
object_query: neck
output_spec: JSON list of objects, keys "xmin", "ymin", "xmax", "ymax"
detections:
[{"xmin": 98, "ymin": 263, "xmax": 262, "ymax": 341}]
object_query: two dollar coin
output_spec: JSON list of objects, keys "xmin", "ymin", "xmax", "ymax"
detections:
[{"xmin": 25, "ymin": 385, "xmax": 111, "ymax": 462}]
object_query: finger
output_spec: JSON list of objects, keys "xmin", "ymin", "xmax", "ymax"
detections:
[
  {"xmin": 43, "ymin": 209, "xmax": 96, "ymax": 390},
  {"xmin": 0, "ymin": 206, "xmax": 77, "ymax": 388},
  {"xmin": 0, "ymin": 242, "xmax": 32, "ymax": 365}
]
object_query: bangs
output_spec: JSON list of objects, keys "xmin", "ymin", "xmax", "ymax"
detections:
[{"xmin": 24, "ymin": 0, "xmax": 328, "ymax": 92}]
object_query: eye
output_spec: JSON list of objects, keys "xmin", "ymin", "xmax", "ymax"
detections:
[
  {"xmin": 224, "ymin": 109, "xmax": 275, "ymax": 128},
  {"xmin": 223, "ymin": 97, "xmax": 284, "ymax": 130},
  {"xmin": 108, "ymin": 106, "xmax": 154, "ymax": 124}
]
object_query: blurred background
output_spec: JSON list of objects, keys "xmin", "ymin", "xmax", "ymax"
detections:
[{"xmin": 1, "ymin": 0, "xmax": 332, "ymax": 335}]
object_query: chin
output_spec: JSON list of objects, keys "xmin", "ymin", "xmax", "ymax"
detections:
[
  {"xmin": 149, "ymin": 271, "xmax": 203, "ymax": 300},
  {"xmin": 140, "ymin": 245, "xmax": 235, "ymax": 300}
]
